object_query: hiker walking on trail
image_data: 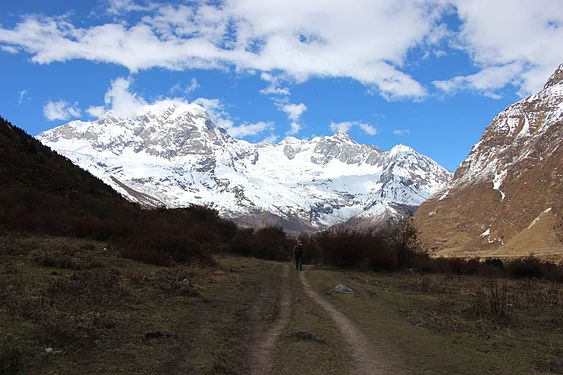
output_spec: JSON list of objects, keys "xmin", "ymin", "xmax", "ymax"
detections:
[{"xmin": 293, "ymin": 241, "xmax": 304, "ymax": 271}]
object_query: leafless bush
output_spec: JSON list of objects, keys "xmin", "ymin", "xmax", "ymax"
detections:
[
  {"xmin": 470, "ymin": 280, "xmax": 511, "ymax": 323},
  {"xmin": 230, "ymin": 226, "xmax": 291, "ymax": 260},
  {"xmin": 316, "ymin": 226, "xmax": 397, "ymax": 271}
]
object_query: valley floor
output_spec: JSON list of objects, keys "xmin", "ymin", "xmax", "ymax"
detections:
[{"xmin": 1, "ymin": 234, "xmax": 561, "ymax": 374}]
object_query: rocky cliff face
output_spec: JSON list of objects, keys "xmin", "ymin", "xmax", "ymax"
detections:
[
  {"xmin": 414, "ymin": 64, "xmax": 563, "ymax": 261},
  {"xmin": 38, "ymin": 100, "xmax": 451, "ymax": 231}
]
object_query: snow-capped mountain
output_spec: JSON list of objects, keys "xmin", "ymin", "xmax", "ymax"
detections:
[
  {"xmin": 37, "ymin": 100, "xmax": 451, "ymax": 231},
  {"xmin": 415, "ymin": 63, "xmax": 563, "ymax": 260}
]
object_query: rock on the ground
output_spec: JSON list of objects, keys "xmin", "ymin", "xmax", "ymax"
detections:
[{"xmin": 327, "ymin": 284, "xmax": 353, "ymax": 295}]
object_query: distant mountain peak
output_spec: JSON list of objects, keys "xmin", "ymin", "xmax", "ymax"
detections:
[
  {"xmin": 279, "ymin": 136, "xmax": 303, "ymax": 145},
  {"xmin": 389, "ymin": 144, "xmax": 414, "ymax": 156},
  {"xmin": 331, "ymin": 131, "xmax": 355, "ymax": 143},
  {"xmin": 37, "ymin": 103, "xmax": 451, "ymax": 231}
]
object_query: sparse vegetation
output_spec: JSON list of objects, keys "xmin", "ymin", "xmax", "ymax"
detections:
[
  {"xmin": 302, "ymin": 217, "xmax": 563, "ymax": 282},
  {"xmin": 307, "ymin": 267, "xmax": 563, "ymax": 374},
  {"xmin": 469, "ymin": 280, "xmax": 511, "ymax": 323},
  {"xmin": 0, "ymin": 235, "xmax": 274, "ymax": 374}
]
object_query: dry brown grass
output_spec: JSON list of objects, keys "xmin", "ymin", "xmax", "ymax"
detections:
[
  {"xmin": 307, "ymin": 268, "xmax": 563, "ymax": 374},
  {"xmin": 0, "ymin": 234, "xmax": 275, "ymax": 374}
]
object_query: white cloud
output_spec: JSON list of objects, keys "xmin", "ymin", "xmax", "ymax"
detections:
[
  {"xmin": 229, "ymin": 121, "xmax": 274, "ymax": 138},
  {"xmin": 43, "ymin": 100, "xmax": 81, "ymax": 121},
  {"xmin": 440, "ymin": 0, "xmax": 563, "ymax": 96},
  {"xmin": 88, "ymin": 77, "xmax": 195, "ymax": 119},
  {"xmin": 260, "ymin": 72, "xmax": 291, "ymax": 96},
  {"xmin": 86, "ymin": 105, "xmax": 105, "ymax": 117},
  {"xmin": 106, "ymin": 0, "xmax": 157, "ymax": 15},
  {"xmin": 273, "ymin": 100, "xmax": 307, "ymax": 135},
  {"xmin": 0, "ymin": 45, "xmax": 18, "ymax": 54},
  {"xmin": 358, "ymin": 123, "xmax": 378, "ymax": 135},
  {"xmin": 3, "ymin": 1, "xmax": 560, "ymax": 99},
  {"xmin": 192, "ymin": 97, "xmax": 232, "ymax": 129},
  {"xmin": 393, "ymin": 129, "xmax": 411, "ymax": 136},
  {"xmin": 96, "ymin": 77, "xmax": 148, "ymax": 117},
  {"xmin": 330, "ymin": 121, "xmax": 379, "ymax": 135},
  {"xmin": 193, "ymin": 97, "xmax": 273, "ymax": 138},
  {"xmin": 281, "ymin": 103, "xmax": 307, "ymax": 122},
  {"xmin": 0, "ymin": 1, "xmax": 450, "ymax": 99},
  {"xmin": 171, "ymin": 78, "xmax": 199, "ymax": 96},
  {"xmin": 18, "ymin": 90, "xmax": 29, "ymax": 104},
  {"xmin": 330, "ymin": 121, "xmax": 354, "ymax": 133},
  {"xmin": 433, "ymin": 62, "xmax": 524, "ymax": 98},
  {"xmin": 261, "ymin": 73, "xmax": 303, "ymax": 134},
  {"xmin": 287, "ymin": 122, "xmax": 301, "ymax": 135},
  {"xmin": 261, "ymin": 86, "xmax": 291, "ymax": 96}
]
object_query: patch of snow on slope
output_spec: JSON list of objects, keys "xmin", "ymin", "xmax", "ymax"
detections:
[
  {"xmin": 516, "ymin": 115, "xmax": 530, "ymax": 139},
  {"xmin": 527, "ymin": 207, "xmax": 552, "ymax": 229},
  {"xmin": 438, "ymin": 190, "xmax": 449, "ymax": 200},
  {"xmin": 493, "ymin": 169, "xmax": 507, "ymax": 201}
]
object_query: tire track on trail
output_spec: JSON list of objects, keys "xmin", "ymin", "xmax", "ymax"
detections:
[
  {"xmin": 299, "ymin": 271, "xmax": 400, "ymax": 375},
  {"xmin": 249, "ymin": 264, "xmax": 292, "ymax": 375}
]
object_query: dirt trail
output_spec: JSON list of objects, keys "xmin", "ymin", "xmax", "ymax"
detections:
[
  {"xmin": 249, "ymin": 264, "xmax": 292, "ymax": 375},
  {"xmin": 299, "ymin": 271, "xmax": 400, "ymax": 375}
]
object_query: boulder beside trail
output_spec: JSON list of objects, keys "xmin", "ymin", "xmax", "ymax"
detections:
[{"xmin": 327, "ymin": 284, "xmax": 353, "ymax": 295}]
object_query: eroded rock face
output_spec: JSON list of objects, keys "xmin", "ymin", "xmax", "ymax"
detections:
[
  {"xmin": 414, "ymin": 64, "xmax": 563, "ymax": 261},
  {"xmin": 37, "ymin": 102, "xmax": 451, "ymax": 231}
]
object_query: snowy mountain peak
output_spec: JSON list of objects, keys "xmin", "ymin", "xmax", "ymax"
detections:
[
  {"xmin": 544, "ymin": 63, "xmax": 563, "ymax": 89},
  {"xmin": 389, "ymin": 144, "xmax": 414, "ymax": 157},
  {"xmin": 331, "ymin": 131, "xmax": 356, "ymax": 143},
  {"xmin": 415, "ymin": 63, "xmax": 563, "ymax": 259},
  {"xmin": 39, "ymin": 102, "xmax": 233, "ymax": 160},
  {"xmin": 279, "ymin": 136, "xmax": 304, "ymax": 145},
  {"xmin": 454, "ymin": 63, "xmax": 563, "ymax": 186},
  {"xmin": 37, "ymin": 103, "xmax": 452, "ymax": 230}
]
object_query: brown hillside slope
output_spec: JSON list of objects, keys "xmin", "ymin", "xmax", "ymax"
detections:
[
  {"xmin": 414, "ymin": 64, "xmax": 563, "ymax": 262},
  {"xmin": 0, "ymin": 116, "xmax": 138, "ymax": 235},
  {"xmin": 0, "ymin": 116, "xmax": 122, "ymax": 199}
]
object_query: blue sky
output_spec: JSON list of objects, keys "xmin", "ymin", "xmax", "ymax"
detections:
[{"xmin": 1, "ymin": 0, "xmax": 562, "ymax": 171}]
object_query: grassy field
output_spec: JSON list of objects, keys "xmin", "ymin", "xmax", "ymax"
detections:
[
  {"xmin": 0, "ymin": 234, "xmax": 276, "ymax": 374},
  {"xmin": 1, "ymin": 233, "xmax": 561, "ymax": 374},
  {"xmin": 305, "ymin": 267, "xmax": 562, "ymax": 374}
]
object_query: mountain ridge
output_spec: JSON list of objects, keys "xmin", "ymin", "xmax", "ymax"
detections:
[
  {"xmin": 414, "ymin": 63, "xmax": 563, "ymax": 260},
  {"xmin": 38, "ymin": 103, "xmax": 452, "ymax": 231}
]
